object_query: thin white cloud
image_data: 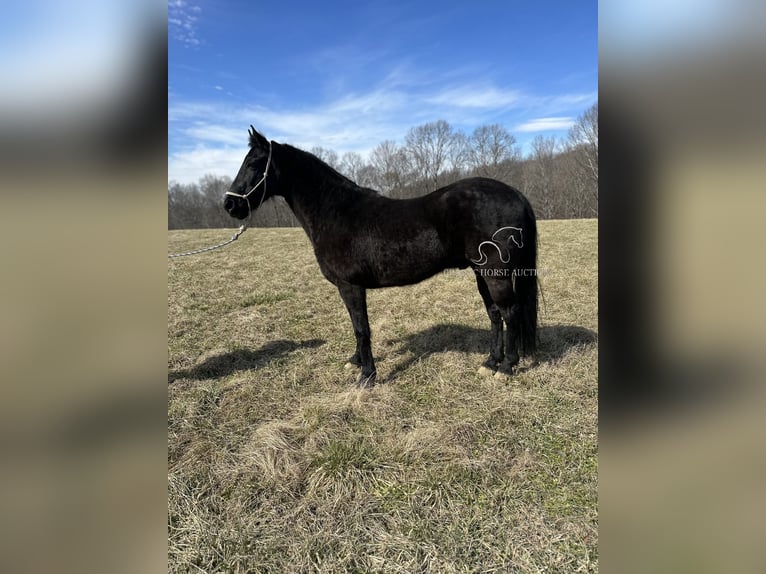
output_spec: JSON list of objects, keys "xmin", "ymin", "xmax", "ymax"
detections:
[
  {"xmin": 168, "ymin": 102, "xmax": 410, "ymax": 183},
  {"xmin": 514, "ymin": 117, "xmax": 576, "ymax": 132},
  {"xmin": 183, "ymin": 124, "xmax": 244, "ymax": 146},
  {"xmin": 168, "ymin": 145, "xmax": 244, "ymax": 183},
  {"xmin": 168, "ymin": 0, "xmax": 201, "ymax": 47},
  {"xmin": 426, "ymin": 86, "xmax": 522, "ymax": 109},
  {"xmin": 546, "ymin": 91, "xmax": 598, "ymax": 107},
  {"xmin": 168, "ymin": 101, "xmax": 220, "ymax": 121}
]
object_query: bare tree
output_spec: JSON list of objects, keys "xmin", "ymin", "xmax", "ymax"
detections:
[
  {"xmin": 558, "ymin": 148, "xmax": 595, "ymax": 218},
  {"xmin": 468, "ymin": 124, "xmax": 521, "ymax": 181},
  {"xmin": 568, "ymin": 103, "xmax": 598, "ymax": 185},
  {"xmin": 369, "ymin": 140, "xmax": 410, "ymax": 196},
  {"xmin": 523, "ymin": 135, "xmax": 559, "ymax": 219},
  {"xmin": 310, "ymin": 146, "xmax": 340, "ymax": 170},
  {"xmin": 198, "ymin": 174, "xmax": 232, "ymax": 227},
  {"xmin": 339, "ymin": 151, "xmax": 366, "ymax": 183},
  {"xmin": 168, "ymin": 178, "xmax": 224, "ymax": 229},
  {"xmin": 355, "ymin": 164, "xmax": 379, "ymax": 189},
  {"xmin": 446, "ymin": 132, "xmax": 469, "ymax": 178},
  {"xmin": 168, "ymin": 181, "xmax": 189, "ymax": 229},
  {"xmin": 404, "ymin": 120, "xmax": 462, "ymax": 192},
  {"xmin": 567, "ymin": 103, "xmax": 598, "ymax": 214}
]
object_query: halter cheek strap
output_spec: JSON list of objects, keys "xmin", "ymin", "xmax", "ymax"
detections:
[{"xmin": 225, "ymin": 140, "xmax": 273, "ymax": 219}]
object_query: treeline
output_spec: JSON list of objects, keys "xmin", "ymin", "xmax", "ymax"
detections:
[{"xmin": 168, "ymin": 103, "xmax": 597, "ymax": 229}]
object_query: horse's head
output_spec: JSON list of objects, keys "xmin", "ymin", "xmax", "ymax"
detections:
[{"xmin": 223, "ymin": 126, "xmax": 275, "ymax": 220}]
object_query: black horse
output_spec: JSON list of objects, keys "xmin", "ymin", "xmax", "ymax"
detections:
[{"xmin": 224, "ymin": 127, "xmax": 538, "ymax": 387}]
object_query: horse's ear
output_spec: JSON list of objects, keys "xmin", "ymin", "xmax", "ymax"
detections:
[{"xmin": 248, "ymin": 126, "xmax": 268, "ymax": 149}]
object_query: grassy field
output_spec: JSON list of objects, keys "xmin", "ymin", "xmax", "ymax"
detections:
[{"xmin": 168, "ymin": 219, "xmax": 598, "ymax": 573}]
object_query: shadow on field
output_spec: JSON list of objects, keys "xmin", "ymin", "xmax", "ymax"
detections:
[
  {"xmin": 168, "ymin": 338, "xmax": 325, "ymax": 383},
  {"xmin": 536, "ymin": 324, "xmax": 598, "ymax": 360},
  {"xmin": 385, "ymin": 323, "xmax": 597, "ymax": 380}
]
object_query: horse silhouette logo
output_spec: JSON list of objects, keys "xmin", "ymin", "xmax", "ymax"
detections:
[{"xmin": 471, "ymin": 226, "xmax": 524, "ymax": 266}]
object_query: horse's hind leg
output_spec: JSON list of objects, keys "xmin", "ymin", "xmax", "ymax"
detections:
[
  {"xmin": 337, "ymin": 282, "xmax": 377, "ymax": 388},
  {"xmin": 480, "ymin": 275, "xmax": 520, "ymax": 376},
  {"xmin": 497, "ymin": 303, "xmax": 521, "ymax": 376},
  {"xmin": 475, "ymin": 273, "xmax": 504, "ymax": 373}
]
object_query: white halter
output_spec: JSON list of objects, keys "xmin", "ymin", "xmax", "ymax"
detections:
[{"xmin": 224, "ymin": 140, "xmax": 273, "ymax": 219}]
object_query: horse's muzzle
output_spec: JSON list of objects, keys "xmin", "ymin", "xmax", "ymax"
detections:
[{"xmin": 223, "ymin": 195, "xmax": 249, "ymax": 219}]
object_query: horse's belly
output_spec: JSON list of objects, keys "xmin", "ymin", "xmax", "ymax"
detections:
[
  {"xmin": 366, "ymin": 236, "xmax": 454, "ymax": 287},
  {"xmin": 318, "ymin": 229, "xmax": 458, "ymax": 288}
]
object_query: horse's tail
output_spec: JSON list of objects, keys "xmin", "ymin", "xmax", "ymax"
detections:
[{"xmin": 516, "ymin": 205, "xmax": 538, "ymax": 356}]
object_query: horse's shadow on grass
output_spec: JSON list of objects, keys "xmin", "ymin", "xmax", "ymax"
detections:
[
  {"xmin": 384, "ymin": 324, "xmax": 597, "ymax": 381},
  {"xmin": 168, "ymin": 338, "xmax": 325, "ymax": 383}
]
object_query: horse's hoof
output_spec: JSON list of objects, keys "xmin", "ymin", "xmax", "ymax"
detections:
[
  {"xmin": 356, "ymin": 372, "xmax": 376, "ymax": 389},
  {"xmin": 495, "ymin": 357, "xmax": 518, "ymax": 380},
  {"xmin": 477, "ymin": 365, "xmax": 496, "ymax": 377},
  {"xmin": 344, "ymin": 362, "xmax": 360, "ymax": 371}
]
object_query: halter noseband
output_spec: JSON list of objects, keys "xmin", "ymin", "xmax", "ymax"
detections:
[{"xmin": 225, "ymin": 140, "xmax": 273, "ymax": 219}]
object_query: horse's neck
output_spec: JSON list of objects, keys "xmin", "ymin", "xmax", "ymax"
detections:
[{"xmin": 277, "ymin": 148, "xmax": 358, "ymax": 243}]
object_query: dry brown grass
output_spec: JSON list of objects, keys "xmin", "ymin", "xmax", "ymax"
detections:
[{"xmin": 168, "ymin": 219, "xmax": 597, "ymax": 573}]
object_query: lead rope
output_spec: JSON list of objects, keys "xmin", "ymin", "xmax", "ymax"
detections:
[
  {"xmin": 168, "ymin": 141, "xmax": 273, "ymax": 259},
  {"xmin": 168, "ymin": 225, "xmax": 248, "ymax": 258}
]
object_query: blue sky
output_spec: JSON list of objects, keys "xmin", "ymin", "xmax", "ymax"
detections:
[{"xmin": 168, "ymin": 0, "xmax": 597, "ymax": 183}]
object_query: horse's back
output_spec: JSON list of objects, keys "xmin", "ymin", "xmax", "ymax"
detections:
[
  {"xmin": 431, "ymin": 177, "xmax": 531, "ymax": 218},
  {"xmin": 429, "ymin": 176, "xmax": 534, "ymax": 237}
]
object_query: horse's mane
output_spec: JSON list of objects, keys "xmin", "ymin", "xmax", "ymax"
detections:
[
  {"xmin": 286, "ymin": 145, "xmax": 356, "ymax": 185},
  {"xmin": 280, "ymin": 144, "xmax": 380, "ymax": 197}
]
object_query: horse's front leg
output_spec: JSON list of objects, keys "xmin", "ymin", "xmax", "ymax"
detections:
[
  {"xmin": 344, "ymin": 346, "xmax": 362, "ymax": 370},
  {"xmin": 337, "ymin": 282, "xmax": 377, "ymax": 388}
]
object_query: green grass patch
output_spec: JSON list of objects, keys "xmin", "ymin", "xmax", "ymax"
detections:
[{"xmin": 239, "ymin": 291, "xmax": 294, "ymax": 307}]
